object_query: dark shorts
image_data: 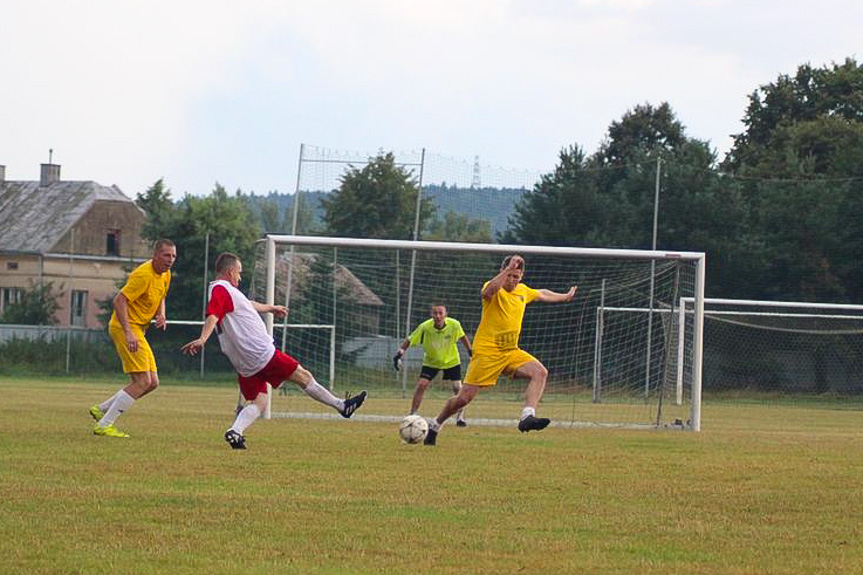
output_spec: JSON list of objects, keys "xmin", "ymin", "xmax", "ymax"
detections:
[
  {"xmin": 419, "ymin": 364, "xmax": 462, "ymax": 382},
  {"xmin": 237, "ymin": 350, "xmax": 299, "ymax": 401}
]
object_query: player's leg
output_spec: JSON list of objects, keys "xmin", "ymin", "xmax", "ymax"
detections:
[
  {"xmin": 433, "ymin": 384, "xmax": 478, "ymax": 427},
  {"xmin": 411, "ymin": 366, "xmax": 437, "ymax": 414},
  {"xmin": 278, "ymin": 351, "xmax": 366, "ymax": 418},
  {"xmin": 426, "ymin": 355, "xmax": 501, "ymax": 445},
  {"xmin": 424, "ymin": 385, "xmax": 478, "ymax": 445},
  {"xmin": 410, "ymin": 377, "xmax": 432, "ymax": 415},
  {"xmin": 441, "ymin": 365, "xmax": 466, "ymax": 425},
  {"xmin": 510, "ymin": 359, "xmax": 551, "ymax": 432},
  {"xmin": 449, "ymin": 381, "xmax": 468, "ymax": 425},
  {"xmin": 94, "ymin": 326, "xmax": 153, "ymax": 435},
  {"xmin": 94, "ymin": 371, "xmax": 149, "ymax": 437},
  {"xmin": 226, "ymin": 376, "xmax": 268, "ymax": 449}
]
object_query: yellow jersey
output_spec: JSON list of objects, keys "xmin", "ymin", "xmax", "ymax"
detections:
[
  {"xmin": 472, "ymin": 282, "xmax": 539, "ymax": 353},
  {"xmin": 109, "ymin": 260, "xmax": 171, "ymax": 329}
]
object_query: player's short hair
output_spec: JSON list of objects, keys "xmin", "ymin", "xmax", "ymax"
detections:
[
  {"xmin": 429, "ymin": 303, "xmax": 447, "ymax": 313},
  {"xmin": 215, "ymin": 252, "xmax": 241, "ymax": 274},
  {"xmin": 501, "ymin": 255, "xmax": 524, "ymax": 270},
  {"xmin": 153, "ymin": 239, "xmax": 175, "ymax": 252}
]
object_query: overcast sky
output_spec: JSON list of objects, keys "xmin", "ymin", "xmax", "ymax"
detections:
[{"xmin": 1, "ymin": 0, "xmax": 860, "ymax": 197}]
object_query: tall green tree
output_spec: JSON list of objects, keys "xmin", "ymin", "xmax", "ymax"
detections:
[
  {"xmin": 321, "ymin": 152, "xmax": 435, "ymax": 239},
  {"xmin": 723, "ymin": 58, "xmax": 863, "ymax": 174},
  {"xmin": 136, "ymin": 179, "xmax": 176, "ymax": 240},
  {"xmin": 595, "ymin": 102, "xmax": 687, "ymax": 168},
  {"xmin": 137, "ymin": 183, "xmax": 261, "ymax": 320},
  {"xmin": 500, "ymin": 145, "xmax": 607, "ymax": 246},
  {"xmin": 721, "ymin": 58, "xmax": 863, "ymax": 301},
  {"xmin": 502, "ymin": 103, "xmax": 754, "ymax": 297}
]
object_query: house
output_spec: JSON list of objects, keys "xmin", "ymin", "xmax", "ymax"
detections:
[
  {"xmin": 251, "ymin": 250, "xmax": 385, "ymax": 335},
  {"xmin": 0, "ymin": 163, "xmax": 150, "ymax": 328}
]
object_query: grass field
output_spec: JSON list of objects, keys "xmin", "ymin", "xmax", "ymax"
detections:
[{"xmin": 1, "ymin": 376, "xmax": 862, "ymax": 574}]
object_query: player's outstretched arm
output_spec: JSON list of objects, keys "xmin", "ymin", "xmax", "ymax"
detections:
[
  {"xmin": 536, "ymin": 286, "xmax": 577, "ymax": 303},
  {"xmin": 181, "ymin": 314, "xmax": 219, "ymax": 356},
  {"xmin": 251, "ymin": 301, "xmax": 288, "ymax": 319}
]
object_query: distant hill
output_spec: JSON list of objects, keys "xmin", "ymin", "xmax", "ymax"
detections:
[
  {"xmin": 423, "ymin": 184, "xmax": 527, "ymax": 240},
  {"xmin": 245, "ymin": 186, "xmax": 529, "ymax": 241}
]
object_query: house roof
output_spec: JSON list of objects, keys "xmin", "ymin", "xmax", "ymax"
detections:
[
  {"xmin": 252, "ymin": 251, "xmax": 384, "ymax": 307},
  {"xmin": 0, "ymin": 180, "xmax": 136, "ymax": 253}
]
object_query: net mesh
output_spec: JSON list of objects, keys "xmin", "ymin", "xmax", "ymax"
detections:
[
  {"xmin": 692, "ymin": 301, "xmax": 863, "ymax": 397},
  {"xmin": 258, "ymin": 238, "xmax": 701, "ymax": 429}
]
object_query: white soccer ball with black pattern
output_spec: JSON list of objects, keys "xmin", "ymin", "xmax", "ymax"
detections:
[{"xmin": 399, "ymin": 415, "xmax": 428, "ymax": 444}]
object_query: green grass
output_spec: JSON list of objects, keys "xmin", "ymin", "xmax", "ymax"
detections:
[{"xmin": 1, "ymin": 376, "xmax": 862, "ymax": 574}]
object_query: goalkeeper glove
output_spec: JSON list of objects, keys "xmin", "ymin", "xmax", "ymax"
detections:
[{"xmin": 393, "ymin": 350, "xmax": 404, "ymax": 371}]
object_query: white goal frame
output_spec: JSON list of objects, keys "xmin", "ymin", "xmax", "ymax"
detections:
[{"xmin": 263, "ymin": 234, "xmax": 706, "ymax": 431}]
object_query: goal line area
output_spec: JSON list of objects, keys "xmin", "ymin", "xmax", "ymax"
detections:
[{"xmin": 257, "ymin": 235, "xmax": 706, "ymax": 431}]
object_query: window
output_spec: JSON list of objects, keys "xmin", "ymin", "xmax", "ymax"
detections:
[
  {"xmin": 106, "ymin": 230, "xmax": 120, "ymax": 256},
  {"xmin": 71, "ymin": 290, "xmax": 88, "ymax": 327},
  {"xmin": 1, "ymin": 287, "xmax": 23, "ymax": 314},
  {"xmin": 6, "ymin": 262, "xmax": 18, "ymax": 270}
]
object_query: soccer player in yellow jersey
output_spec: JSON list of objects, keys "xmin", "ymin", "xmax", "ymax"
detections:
[
  {"xmin": 90, "ymin": 239, "xmax": 176, "ymax": 438},
  {"xmin": 393, "ymin": 304, "xmax": 473, "ymax": 425},
  {"xmin": 424, "ymin": 255, "xmax": 576, "ymax": 446}
]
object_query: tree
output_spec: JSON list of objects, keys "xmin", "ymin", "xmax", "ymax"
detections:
[
  {"xmin": 723, "ymin": 58, "xmax": 863, "ymax": 174},
  {"xmin": 321, "ymin": 152, "xmax": 435, "ymax": 239},
  {"xmin": 500, "ymin": 145, "xmax": 608, "ymax": 246},
  {"xmin": 0, "ymin": 281, "xmax": 62, "ymax": 325},
  {"xmin": 424, "ymin": 211, "xmax": 492, "ymax": 243},
  {"xmin": 136, "ymin": 179, "xmax": 176, "ymax": 240},
  {"xmin": 595, "ymin": 102, "xmax": 687, "ymax": 168},
  {"xmin": 137, "ymin": 183, "xmax": 261, "ymax": 320},
  {"xmin": 721, "ymin": 58, "xmax": 863, "ymax": 301}
]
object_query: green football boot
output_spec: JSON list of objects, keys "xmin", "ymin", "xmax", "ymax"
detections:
[
  {"xmin": 89, "ymin": 405, "xmax": 105, "ymax": 421},
  {"xmin": 93, "ymin": 424, "xmax": 130, "ymax": 438}
]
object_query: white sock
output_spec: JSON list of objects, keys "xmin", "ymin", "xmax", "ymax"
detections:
[
  {"xmin": 99, "ymin": 390, "xmax": 122, "ymax": 412},
  {"xmin": 520, "ymin": 407, "xmax": 536, "ymax": 421},
  {"xmin": 303, "ymin": 378, "xmax": 344, "ymax": 411},
  {"xmin": 230, "ymin": 403, "xmax": 261, "ymax": 435},
  {"xmin": 428, "ymin": 418, "xmax": 442, "ymax": 432},
  {"xmin": 99, "ymin": 390, "xmax": 135, "ymax": 427}
]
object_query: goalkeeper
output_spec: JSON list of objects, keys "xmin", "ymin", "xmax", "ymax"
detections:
[{"xmin": 393, "ymin": 304, "xmax": 473, "ymax": 426}]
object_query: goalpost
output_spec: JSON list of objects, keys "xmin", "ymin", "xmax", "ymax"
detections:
[{"xmin": 260, "ymin": 235, "xmax": 706, "ymax": 431}]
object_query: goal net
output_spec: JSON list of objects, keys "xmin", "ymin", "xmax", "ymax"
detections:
[
  {"xmin": 683, "ymin": 298, "xmax": 863, "ymax": 399},
  {"xmin": 257, "ymin": 235, "xmax": 705, "ymax": 430}
]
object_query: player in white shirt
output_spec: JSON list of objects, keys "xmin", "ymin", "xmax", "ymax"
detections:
[{"xmin": 181, "ymin": 252, "xmax": 366, "ymax": 449}]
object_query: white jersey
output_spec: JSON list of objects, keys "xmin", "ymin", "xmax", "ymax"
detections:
[{"xmin": 209, "ymin": 279, "xmax": 275, "ymax": 377}]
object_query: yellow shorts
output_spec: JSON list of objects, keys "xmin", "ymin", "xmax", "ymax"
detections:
[
  {"xmin": 463, "ymin": 348, "xmax": 537, "ymax": 387},
  {"xmin": 109, "ymin": 323, "xmax": 157, "ymax": 374}
]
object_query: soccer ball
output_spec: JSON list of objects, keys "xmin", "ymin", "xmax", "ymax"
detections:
[{"xmin": 399, "ymin": 415, "xmax": 428, "ymax": 444}]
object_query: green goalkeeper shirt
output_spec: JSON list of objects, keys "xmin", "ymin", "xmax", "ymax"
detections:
[{"xmin": 408, "ymin": 317, "xmax": 466, "ymax": 369}]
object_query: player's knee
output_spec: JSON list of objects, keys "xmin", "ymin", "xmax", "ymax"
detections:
[
  {"xmin": 535, "ymin": 364, "xmax": 548, "ymax": 381},
  {"xmin": 148, "ymin": 374, "xmax": 160, "ymax": 391},
  {"xmin": 416, "ymin": 379, "xmax": 431, "ymax": 390},
  {"xmin": 291, "ymin": 366, "xmax": 312, "ymax": 387}
]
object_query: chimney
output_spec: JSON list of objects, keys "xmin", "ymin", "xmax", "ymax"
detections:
[
  {"xmin": 0, "ymin": 165, "xmax": 5, "ymax": 184},
  {"xmin": 40, "ymin": 163, "xmax": 61, "ymax": 187}
]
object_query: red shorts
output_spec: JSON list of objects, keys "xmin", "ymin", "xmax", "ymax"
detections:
[{"xmin": 237, "ymin": 350, "xmax": 299, "ymax": 401}]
